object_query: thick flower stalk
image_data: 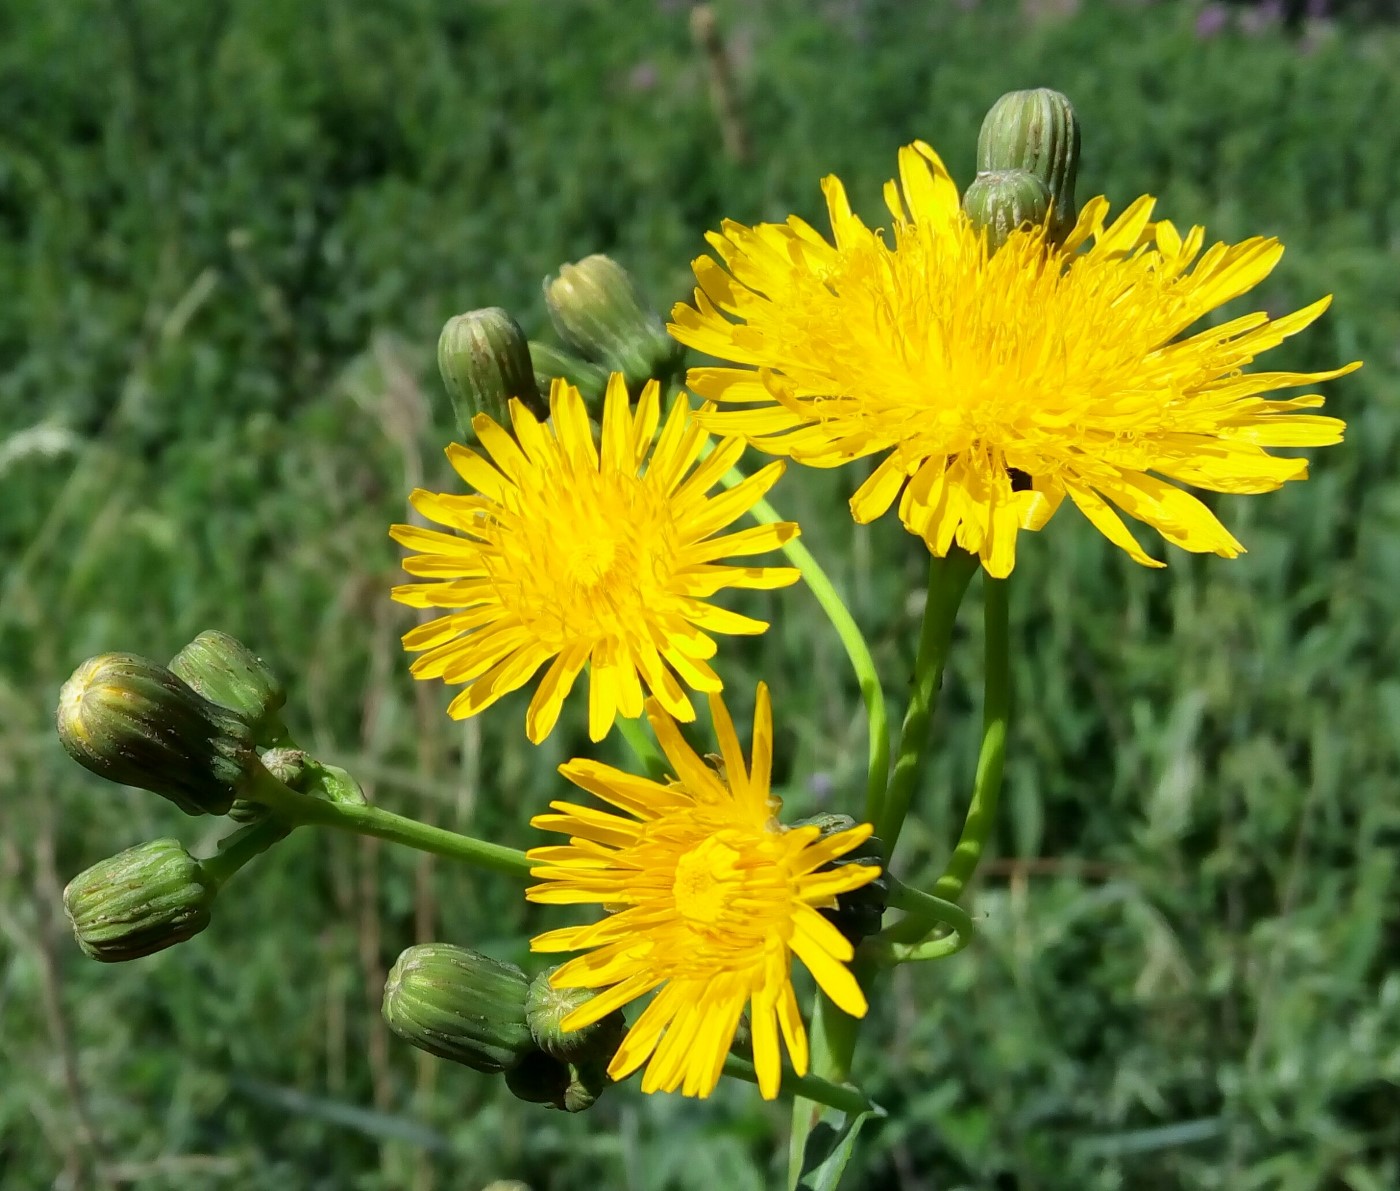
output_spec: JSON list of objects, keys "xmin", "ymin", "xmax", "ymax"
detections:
[
  {"xmin": 670, "ymin": 141, "xmax": 1359, "ymax": 576},
  {"xmin": 526, "ymin": 684, "xmax": 880, "ymax": 1099},
  {"xmin": 391, "ymin": 375, "xmax": 799, "ymax": 742}
]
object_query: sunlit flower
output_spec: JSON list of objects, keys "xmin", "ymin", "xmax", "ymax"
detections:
[
  {"xmin": 670, "ymin": 141, "xmax": 1359, "ymax": 576},
  {"xmin": 391, "ymin": 375, "xmax": 799, "ymax": 743},
  {"xmin": 526, "ymin": 684, "xmax": 879, "ymax": 1099}
]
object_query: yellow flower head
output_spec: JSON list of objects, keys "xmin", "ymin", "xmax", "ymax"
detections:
[
  {"xmin": 390, "ymin": 375, "xmax": 799, "ymax": 743},
  {"xmin": 526, "ymin": 684, "xmax": 879, "ymax": 1099},
  {"xmin": 670, "ymin": 141, "xmax": 1360, "ymax": 577}
]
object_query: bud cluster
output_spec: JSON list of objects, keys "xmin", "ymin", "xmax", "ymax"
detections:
[
  {"xmin": 969, "ymin": 87, "xmax": 1082, "ymax": 248},
  {"xmin": 434, "ymin": 254, "xmax": 683, "ymax": 437},
  {"xmin": 55, "ymin": 631, "xmax": 309, "ymax": 962},
  {"xmin": 382, "ymin": 945, "xmax": 625, "ymax": 1113},
  {"xmin": 57, "ymin": 653, "xmax": 258, "ymax": 818}
]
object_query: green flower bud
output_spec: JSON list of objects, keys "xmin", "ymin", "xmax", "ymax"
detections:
[
  {"xmin": 563, "ymin": 1059, "xmax": 611, "ymax": 1113},
  {"xmin": 504, "ymin": 1049, "xmax": 610, "ymax": 1113},
  {"xmin": 504, "ymin": 1049, "xmax": 570, "ymax": 1107},
  {"xmin": 543, "ymin": 255, "xmax": 684, "ymax": 388},
  {"xmin": 259, "ymin": 747, "xmax": 308, "ymax": 788},
  {"xmin": 976, "ymin": 88, "xmax": 1081, "ymax": 244},
  {"xmin": 525, "ymin": 966, "xmax": 626, "ymax": 1064},
  {"xmin": 168, "ymin": 630, "xmax": 286, "ymax": 747},
  {"xmin": 63, "ymin": 839, "xmax": 216, "ymax": 962},
  {"xmin": 226, "ymin": 799, "xmax": 267, "ymax": 824},
  {"xmin": 228, "ymin": 747, "xmax": 306, "ymax": 823},
  {"xmin": 56, "ymin": 653, "xmax": 258, "ymax": 816},
  {"xmin": 962, "ymin": 170, "xmax": 1052, "ymax": 255},
  {"xmin": 382, "ymin": 944, "xmax": 534, "ymax": 1073},
  {"xmin": 438, "ymin": 308, "xmax": 546, "ymax": 436},
  {"xmin": 792, "ymin": 812, "xmax": 889, "ymax": 945},
  {"xmin": 528, "ymin": 340, "xmax": 611, "ymax": 408}
]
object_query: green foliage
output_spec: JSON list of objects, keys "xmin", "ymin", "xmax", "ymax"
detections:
[{"xmin": 2, "ymin": 1, "xmax": 1397, "ymax": 1188}]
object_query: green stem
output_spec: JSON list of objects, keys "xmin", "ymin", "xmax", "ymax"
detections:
[
  {"xmin": 884, "ymin": 877, "xmax": 975, "ymax": 939},
  {"xmin": 721, "ymin": 1055, "xmax": 875, "ymax": 1117},
  {"xmin": 874, "ymin": 550, "xmax": 979, "ymax": 856},
  {"xmin": 246, "ymin": 767, "xmax": 533, "ymax": 878},
  {"xmin": 885, "ymin": 574, "xmax": 1010, "ymax": 944},
  {"xmin": 870, "ymin": 877, "xmax": 975, "ymax": 964},
  {"xmin": 615, "ymin": 713, "xmax": 668, "ymax": 781},
  {"xmin": 785, "ymin": 959, "xmax": 875, "ymax": 1185},
  {"xmin": 879, "ymin": 932, "xmax": 970, "ymax": 964},
  {"xmin": 718, "ymin": 465, "xmax": 890, "ymax": 827},
  {"xmin": 789, "ymin": 550, "xmax": 976, "ymax": 1186},
  {"xmin": 199, "ymin": 817, "xmax": 290, "ymax": 887},
  {"xmin": 934, "ymin": 575, "xmax": 1009, "ymax": 901}
]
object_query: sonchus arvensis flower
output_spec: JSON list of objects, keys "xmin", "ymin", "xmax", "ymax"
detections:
[
  {"xmin": 670, "ymin": 141, "xmax": 1359, "ymax": 576},
  {"xmin": 391, "ymin": 375, "xmax": 799, "ymax": 743},
  {"xmin": 526, "ymin": 684, "xmax": 880, "ymax": 1099}
]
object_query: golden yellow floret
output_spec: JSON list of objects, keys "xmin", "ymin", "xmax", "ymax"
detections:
[
  {"xmin": 670, "ymin": 141, "xmax": 1360, "ymax": 576},
  {"xmin": 526, "ymin": 684, "xmax": 880, "ymax": 1099},
  {"xmin": 390, "ymin": 375, "xmax": 799, "ymax": 743}
]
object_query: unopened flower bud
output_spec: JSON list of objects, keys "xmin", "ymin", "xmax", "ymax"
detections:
[
  {"xmin": 228, "ymin": 747, "xmax": 307, "ymax": 823},
  {"xmin": 562, "ymin": 1059, "xmax": 610, "ymax": 1112},
  {"xmin": 63, "ymin": 839, "xmax": 216, "ymax": 962},
  {"xmin": 543, "ymin": 255, "xmax": 683, "ymax": 388},
  {"xmin": 504, "ymin": 1049, "xmax": 570, "ymax": 1107},
  {"xmin": 792, "ymin": 812, "xmax": 889, "ymax": 945},
  {"xmin": 525, "ymin": 966, "xmax": 626, "ymax": 1064},
  {"xmin": 503, "ymin": 1049, "xmax": 610, "ymax": 1112},
  {"xmin": 976, "ymin": 88, "xmax": 1081, "ymax": 244},
  {"xmin": 56, "ymin": 653, "xmax": 258, "ymax": 816},
  {"xmin": 528, "ymin": 341, "xmax": 610, "ymax": 408},
  {"xmin": 437, "ymin": 308, "xmax": 545, "ymax": 436},
  {"xmin": 962, "ymin": 170, "xmax": 1051, "ymax": 255},
  {"xmin": 168, "ymin": 630, "xmax": 286, "ymax": 747},
  {"xmin": 382, "ymin": 944, "xmax": 534, "ymax": 1073},
  {"xmin": 260, "ymin": 747, "xmax": 308, "ymax": 788}
]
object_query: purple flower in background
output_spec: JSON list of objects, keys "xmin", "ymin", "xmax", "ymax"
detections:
[
  {"xmin": 1195, "ymin": 3, "xmax": 1229, "ymax": 39},
  {"xmin": 809, "ymin": 771, "xmax": 836, "ymax": 801},
  {"xmin": 627, "ymin": 61, "xmax": 658, "ymax": 92},
  {"xmin": 1240, "ymin": 0, "xmax": 1284, "ymax": 34}
]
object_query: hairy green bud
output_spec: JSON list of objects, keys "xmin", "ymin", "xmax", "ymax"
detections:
[
  {"xmin": 543, "ymin": 255, "xmax": 683, "ymax": 388},
  {"xmin": 382, "ymin": 944, "xmax": 534, "ymax": 1074},
  {"xmin": 168, "ymin": 630, "xmax": 286, "ymax": 747},
  {"xmin": 976, "ymin": 88, "xmax": 1081, "ymax": 244},
  {"xmin": 504, "ymin": 1049, "xmax": 610, "ymax": 1113},
  {"xmin": 962, "ymin": 169, "xmax": 1052, "ymax": 255},
  {"xmin": 791, "ymin": 812, "xmax": 889, "ymax": 945},
  {"xmin": 63, "ymin": 839, "xmax": 216, "ymax": 962},
  {"xmin": 437, "ymin": 307, "xmax": 545, "ymax": 436},
  {"xmin": 525, "ymin": 966, "xmax": 626, "ymax": 1064},
  {"xmin": 56, "ymin": 653, "xmax": 257, "ymax": 816}
]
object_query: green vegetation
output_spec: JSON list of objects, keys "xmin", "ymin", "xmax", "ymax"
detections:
[{"xmin": 2, "ymin": 1, "xmax": 1397, "ymax": 1187}]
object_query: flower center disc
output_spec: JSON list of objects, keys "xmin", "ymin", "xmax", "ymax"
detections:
[{"xmin": 672, "ymin": 835, "xmax": 744, "ymax": 926}]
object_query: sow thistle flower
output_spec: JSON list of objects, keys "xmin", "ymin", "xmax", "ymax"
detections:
[
  {"xmin": 391, "ymin": 375, "xmax": 799, "ymax": 743},
  {"xmin": 670, "ymin": 141, "xmax": 1359, "ymax": 576},
  {"xmin": 526, "ymin": 684, "xmax": 880, "ymax": 1099}
]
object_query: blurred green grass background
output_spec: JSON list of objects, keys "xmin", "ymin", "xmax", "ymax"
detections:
[{"xmin": 2, "ymin": 0, "xmax": 1398, "ymax": 1188}]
